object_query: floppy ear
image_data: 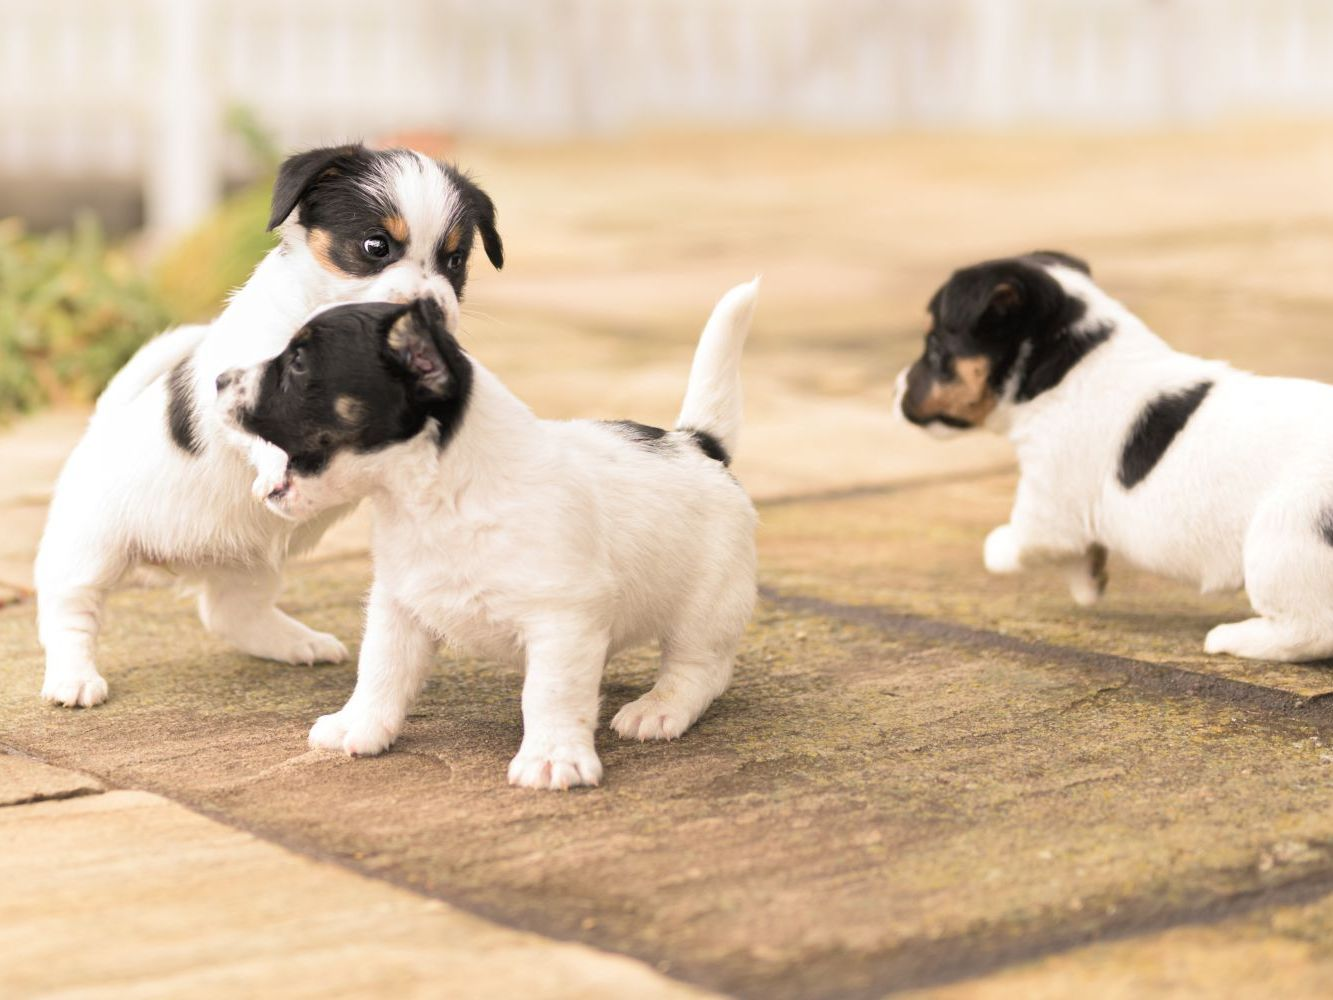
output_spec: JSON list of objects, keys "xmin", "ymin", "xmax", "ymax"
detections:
[
  {"xmin": 454, "ymin": 171, "xmax": 504, "ymax": 269},
  {"xmin": 267, "ymin": 144, "xmax": 366, "ymax": 231},
  {"xmin": 384, "ymin": 301, "xmax": 453, "ymax": 398},
  {"xmin": 938, "ymin": 267, "xmax": 1029, "ymax": 331}
]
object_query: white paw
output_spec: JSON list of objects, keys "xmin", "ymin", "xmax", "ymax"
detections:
[
  {"xmin": 508, "ymin": 739, "xmax": 602, "ymax": 790},
  {"xmin": 308, "ymin": 709, "xmax": 397, "ymax": 756},
  {"xmin": 41, "ymin": 670, "xmax": 109, "ymax": 708},
  {"xmin": 1069, "ymin": 570, "xmax": 1107, "ymax": 608},
  {"xmin": 249, "ymin": 441, "xmax": 290, "ymax": 502},
  {"xmin": 1204, "ymin": 625, "xmax": 1234, "ymax": 656},
  {"xmin": 241, "ymin": 623, "xmax": 348, "ymax": 665},
  {"xmin": 612, "ymin": 694, "xmax": 693, "ymax": 741},
  {"xmin": 983, "ymin": 524, "xmax": 1024, "ymax": 574}
]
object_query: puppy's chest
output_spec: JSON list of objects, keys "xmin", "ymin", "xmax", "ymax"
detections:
[{"xmin": 379, "ymin": 531, "xmax": 526, "ymax": 663}]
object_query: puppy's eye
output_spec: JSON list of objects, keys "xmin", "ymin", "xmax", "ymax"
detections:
[
  {"xmin": 446, "ymin": 252, "xmax": 464, "ymax": 272},
  {"xmin": 362, "ymin": 235, "xmax": 391, "ymax": 259},
  {"xmin": 288, "ymin": 349, "xmax": 307, "ymax": 377}
]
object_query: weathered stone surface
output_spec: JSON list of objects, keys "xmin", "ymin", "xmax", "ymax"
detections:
[
  {"xmin": 0, "ymin": 790, "xmax": 710, "ymax": 1000},
  {"xmin": 0, "ymin": 751, "xmax": 102, "ymax": 806},
  {"xmin": 760, "ymin": 476, "xmax": 1333, "ymax": 699},
  {"xmin": 6, "ymin": 558, "xmax": 1333, "ymax": 997}
]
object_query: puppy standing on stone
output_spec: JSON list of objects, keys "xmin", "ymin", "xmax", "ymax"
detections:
[
  {"xmin": 35, "ymin": 145, "xmax": 503, "ymax": 708},
  {"xmin": 897, "ymin": 250, "xmax": 1333, "ymax": 663},
  {"xmin": 215, "ymin": 281, "xmax": 760, "ymax": 789}
]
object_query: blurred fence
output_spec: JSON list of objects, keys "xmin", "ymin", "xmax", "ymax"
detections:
[{"xmin": 5, "ymin": 0, "xmax": 1333, "ymax": 238}]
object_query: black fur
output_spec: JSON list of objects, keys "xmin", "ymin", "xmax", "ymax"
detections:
[
  {"xmin": 267, "ymin": 144, "xmax": 368, "ymax": 231},
  {"xmin": 1118, "ymin": 381, "xmax": 1213, "ymax": 489},
  {"xmin": 167, "ymin": 359, "xmax": 202, "ymax": 456},
  {"xmin": 237, "ymin": 300, "xmax": 472, "ymax": 477},
  {"xmin": 901, "ymin": 250, "xmax": 1109, "ymax": 428},
  {"xmin": 686, "ymin": 428, "xmax": 730, "ymax": 466},
  {"xmin": 1320, "ymin": 509, "xmax": 1333, "ymax": 548},
  {"xmin": 603, "ymin": 420, "xmax": 730, "ymax": 466}
]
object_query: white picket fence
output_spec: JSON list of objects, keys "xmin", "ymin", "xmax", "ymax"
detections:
[{"xmin": 5, "ymin": 0, "xmax": 1333, "ymax": 237}]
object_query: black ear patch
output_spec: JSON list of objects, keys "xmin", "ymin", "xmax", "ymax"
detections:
[
  {"xmin": 268, "ymin": 143, "xmax": 368, "ymax": 231},
  {"xmin": 449, "ymin": 169, "xmax": 504, "ymax": 269}
]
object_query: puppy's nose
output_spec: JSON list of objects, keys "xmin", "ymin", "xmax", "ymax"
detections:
[{"xmin": 216, "ymin": 370, "xmax": 238, "ymax": 392}]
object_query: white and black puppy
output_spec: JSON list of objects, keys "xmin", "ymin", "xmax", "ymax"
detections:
[
  {"xmin": 35, "ymin": 145, "xmax": 503, "ymax": 708},
  {"xmin": 896, "ymin": 250, "xmax": 1333, "ymax": 662},
  {"xmin": 215, "ymin": 281, "xmax": 760, "ymax": 789}
]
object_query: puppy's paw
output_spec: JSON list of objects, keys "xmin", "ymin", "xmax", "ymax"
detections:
[
  {"xmin": 248, "ymin": 441, "xmax": 290, "ymax": 503},
  {"xmin": 242, "ymin": 621, "xmax": 348, "ymax": 666},
  {"xmin": 983, "ymin": 524, "xmax": 1024, "ymax": 574},
  {"xmin": 612, "ymin": 693, "xmax": 693, "ymax": 741},
  {"xmin": 308, "ymin": 709, "xmax": 397, "ymax": 756},
  {"xmin": 41, "ymin": 669, "xmax": 109, "ymax": 708},
  {"xmin": 508, "ymin": 740, "xmax": 602, "ymax": 790}
]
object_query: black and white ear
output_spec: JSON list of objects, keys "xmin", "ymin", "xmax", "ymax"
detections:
[
  {"xmin": 454, "ymin": 171, "xmax": 504, "ymax": 269},
  {"xmin": 384, "ymin": 303, "xmax": 452, "ymax": 398},
  {"xmin": 267, "ymin": 143, "xmax": 366, "ymax": 231}
]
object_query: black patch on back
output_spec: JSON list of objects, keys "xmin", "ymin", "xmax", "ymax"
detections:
[
  {"xmin": 1320, "ymin": 510, "xmax": 1333, "ymax": 547},
  {"xmin": 604, "ymin": 420, "xmax": 668, "ymax": 445},
  {"xmin": 1118, "ymin": 381, "xmax": 1213, "ymax": 489},
  {"xmin": 166, "ymin": 359, "xmax": 202, "ymax": 456},
  {"xmin": 685, "ymin": 428, "xmax": 730, "ymax": 466},
  {"xmin": 602, "ymin": 420, "xmax": 731, "ymax": 466}
]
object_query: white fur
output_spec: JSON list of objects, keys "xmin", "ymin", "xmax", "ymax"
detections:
[
  {"xmin": 35, "ymin": 155, "xmax": 477, "ymax": 707},
  {"xmin": 901, "ymin": 263, "xmax": 1333, "ymax": 662},
  {"xmin": 268, "ymin": 280, "xmax": 761, "ymax": 789}
]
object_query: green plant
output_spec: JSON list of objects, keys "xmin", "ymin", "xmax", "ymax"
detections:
[{"xmin": 0, "ymin": 216, "xmax": 170, "ymax": 420}]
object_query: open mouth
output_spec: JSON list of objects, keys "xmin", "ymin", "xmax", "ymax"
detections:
[{"xmin": 267, "ymin": 477, "xmax": 292, "ymax": 502}]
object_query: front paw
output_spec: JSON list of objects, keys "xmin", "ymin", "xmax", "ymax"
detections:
[
  {"xmin": 508, "ymin": 738, "xmax": 602, "ymax": 790},
  {"xmin": 308, "ymin": 709, "xmax": 398, "ymax": 756},
  {"xmin": 983, "ymin": 524, "xmax": 1024, "ymax": 574},
  {"xmin": 42, "ymin": 669, "xmax": 109, "ymax": 708}
]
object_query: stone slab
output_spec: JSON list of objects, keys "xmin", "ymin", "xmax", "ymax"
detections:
[{"xmin": 0, "ymin": 751, "xmax": 102, "ymax": 807}]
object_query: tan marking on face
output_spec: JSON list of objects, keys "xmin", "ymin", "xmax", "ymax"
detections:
[
  {"xmin": 306, "ymin": 228, "xmax": 351, "ymax": 277},
  {"xmin": 444, "ymin": 226, "xmax": 463, "ymax": 253},
  {"xmin": 335, "ymin": 395, "xmax": 365, "ymax": 425},
  {"xmin": 918, "ymin": 355, "xmax": 997, "ymax": 425},
  {"xmin": 383, "ymin": 215, "xmax": 409, "ymax": 242}
]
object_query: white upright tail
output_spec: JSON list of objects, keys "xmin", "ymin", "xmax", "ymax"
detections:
[{"xmin": 676, "ymin": 277, "xmax": 760, "ymax": 461}]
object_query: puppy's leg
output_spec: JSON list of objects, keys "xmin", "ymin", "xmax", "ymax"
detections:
[
  {"xmin": 35, "ymin": 535, "xmax": 126, "ymax": 708},
  {"xmin": 612, "ymin": 642, "xmax": 734, "ymax": 742},
  {"xmin": 309, "ymin": 584, "xmax": 433, "ymax": 756},
  {"xmin": 198, "ymin": 563, "xmax": 347, "ymax": 665},
  {"xmin": 508, "ymin": 622, "xmax": 607, "ymax": 790},
  {"xmin": 1206, "ymin": 490, "xmax": 1333, "ymax": 662},
  {"xmin": 1065, "ymin": 543, "xmax": 1110, "ymax": 608}
]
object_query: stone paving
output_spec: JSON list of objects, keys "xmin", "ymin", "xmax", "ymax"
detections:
[{"xmin": 6, "ymin": 126, "xmax": 1333, "ymax": 997}]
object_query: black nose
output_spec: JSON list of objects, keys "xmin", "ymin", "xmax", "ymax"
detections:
[{"xmin": 216, "ymin": 370, "xmax": 237, "ymax": 392}]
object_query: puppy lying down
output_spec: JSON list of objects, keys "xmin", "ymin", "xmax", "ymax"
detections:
[
  {"xmin": 897, "ymin": 250, "xmax": 1333, "ymax": 663},
  {"xmin": 217, "ymin": 282, "xmax": 760, "ymax": 789}
]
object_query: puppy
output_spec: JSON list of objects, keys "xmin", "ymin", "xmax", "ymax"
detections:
[
  {"xmin": 35, "ymin": 144, "xmax": 503, "ymax": 707},
  {"xmin": 896, "ymin": 250, "xmax": 1333, "ymax": 662},
  {"xmin": 216, "ymin": 281, "xmax": 760, "ymax": 789}
]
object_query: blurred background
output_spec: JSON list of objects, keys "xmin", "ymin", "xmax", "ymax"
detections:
[{"xmin": 4, "ymin": 0, "xmax": 1333, "ymax": 500}]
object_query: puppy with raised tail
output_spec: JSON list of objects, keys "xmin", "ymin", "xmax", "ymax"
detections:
[
  {"xmin": 216, "ymin": 281, "xmax": 760, "ymax": 789},
  {"xmin": 897, "ymin": 250, "xmax": 1333, "ymax": 663},
  {"xmin": 35, "ymin": 144, "xmax": 503, "ymax": 708}
]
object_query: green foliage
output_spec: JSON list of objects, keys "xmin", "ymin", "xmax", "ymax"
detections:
[{"xmin": 0, "ymin": 216, "xmax": 171, "ymax": 420}]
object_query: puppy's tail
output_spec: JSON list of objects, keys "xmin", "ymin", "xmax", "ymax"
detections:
[{"xmin": 675, "ymin": 277, "xmax": 760, "ymax": 465}]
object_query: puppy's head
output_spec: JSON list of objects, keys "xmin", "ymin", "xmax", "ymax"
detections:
[
  {"xmin": 216, "ymin": 299, "xmax": 471, "ymax": 519},
  {"xmin": 268, "ymin": 144, "xmax": 504, "ymax": 331},
  {"xmin": 897, "ymin": 251, "xmax": 1099, "ymax": 434}
]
